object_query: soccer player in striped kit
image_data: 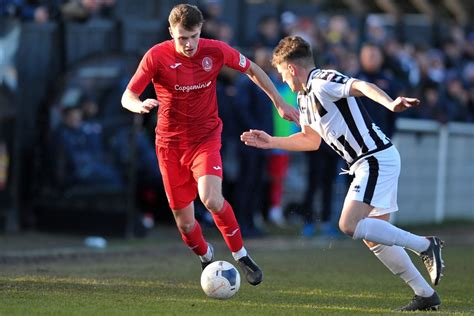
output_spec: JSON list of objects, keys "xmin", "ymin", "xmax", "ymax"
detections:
[
  {"xmin": 121, "ymin": 4, "xmax": 299, "ymax": 286},
  {"xmin": 241, "ymin": 36, "xmax": 444, "ymax": 311}
]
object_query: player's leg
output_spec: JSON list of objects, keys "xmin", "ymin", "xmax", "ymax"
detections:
[
  {"xmin": 364, "ymin": 214, "xmax": 440, "ymax": 311},
  {"xmin": 339, "ymin": 199, "xmax": 430, "ymax": 253},
  {"xmin": 172, "ymin": 202, "xmax": 213, "ymax": 270},
  {"xmin": 197, "ymin": 174, "xmax": 239, "ymax": 251},
  {"xmin": 156, "ymin": 145, "xmax": 213, "ymax": 270},
  {"xmin": 339, "ymin": 148, "xmax": 444, "ymax": 286},
  {"xmin": 267, "ymin": 153, "xmax": 289, "ymax": 227},
  {"xmin": 198, "ymin": 174, "xmax": 263, "ymax": 285},
  {"xmin": 191, "ymin": 140, "xmax": 262, "ymax": 285}
]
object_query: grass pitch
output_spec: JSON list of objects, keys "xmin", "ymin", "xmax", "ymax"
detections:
[{"xmin": 0, "ymin": 224, "xmax": 473, "ymax": 315}]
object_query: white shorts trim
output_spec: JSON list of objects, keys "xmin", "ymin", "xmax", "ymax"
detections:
[{"xmin": 344, "ymin": 146, "xmax": 400, "ymax": 216}]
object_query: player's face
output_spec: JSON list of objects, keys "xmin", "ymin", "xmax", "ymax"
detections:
[
  {"xmin": 276, "ymin": 62, "xmax": 300, "ymax": 92},
  {"xmin": 169, "ymin": 23, "xmax": 202, "ymax": 57}
]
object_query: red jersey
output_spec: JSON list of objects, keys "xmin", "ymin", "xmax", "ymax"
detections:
[{"xmin": 127, "ymin": 38, "xmax": 251, "ymax": 148}]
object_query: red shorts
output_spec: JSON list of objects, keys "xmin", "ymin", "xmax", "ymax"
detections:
[{"xmin": 156, "ymin": 140, "xmax": 223, "ymax": 210}]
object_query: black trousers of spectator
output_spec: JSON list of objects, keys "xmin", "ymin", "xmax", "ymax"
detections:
[
  {"xmin": 301, "ymin": 145, "xmax": 338, "ymax": 224},
  {"xmin": 234, "ymin": 147, "xmax": 267, "ymax": 233}
]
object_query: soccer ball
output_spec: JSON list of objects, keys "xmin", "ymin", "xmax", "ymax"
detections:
[{"xmin": 200, "ymin": 260, "xmax": 240, "ymax": 299}]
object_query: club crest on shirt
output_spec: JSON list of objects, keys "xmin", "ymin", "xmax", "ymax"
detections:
[{"xmin": 202, "ymin": 57, "xmax": 213, "ymax": 72}]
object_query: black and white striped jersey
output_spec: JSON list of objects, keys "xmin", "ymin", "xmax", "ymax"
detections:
[{"xmin": 298, "ymin": 68, "xmax": 392, "ymax": 166}]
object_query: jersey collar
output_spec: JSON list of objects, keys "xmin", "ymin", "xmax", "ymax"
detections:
[{"xmin": 304, "ymin": 68, "xmax": 320, "ymax": 93}]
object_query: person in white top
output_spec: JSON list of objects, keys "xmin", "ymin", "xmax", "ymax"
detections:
[{"xmin": 241, "ymin": 36, "xmax": 445, "ymax": 312}]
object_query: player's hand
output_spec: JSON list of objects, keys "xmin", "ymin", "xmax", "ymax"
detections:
[
  {"xmin": 140, "ymin": 99, "xmax": 159, "ymax": 114},
  {"xmin": 240, "ymin": 129, "xmax": 272, "ymax": 149},
  {"xmin": 390, "ymin": 97, "xmax": 420, "ymax": 112},
  {"xmin": 276, "ymin": 102, "xmax": 300, "ymax": 124}
]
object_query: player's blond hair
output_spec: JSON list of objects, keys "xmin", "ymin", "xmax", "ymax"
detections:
[
  {"xmin": 168, "ymin": 4, "xmax": 204, "ymax": 30},
  {"xmin": 271, "ymin": 36, "xmax": 314, "ymax": 68}
]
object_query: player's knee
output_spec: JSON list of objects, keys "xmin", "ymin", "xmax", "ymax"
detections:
[
  {"xmin": 176, "ymin": 220, "xmax": 195, "ymax": 233},
  {"xmin": 338, "ymin": 219, "xmax": 355, "ymax": 237},
  {"xmin": 201, "ymin": 196, "xmax": 223, "ymax": 213}
]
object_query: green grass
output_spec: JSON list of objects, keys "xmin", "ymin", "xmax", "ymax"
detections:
[{"xmin": 0, "ymin": 226, "xmax": 473, "ymax": 315}]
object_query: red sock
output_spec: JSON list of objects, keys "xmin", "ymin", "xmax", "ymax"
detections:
[
  {"xmin": 211, "ymin": 200, "xmax": 243, "ymax": 252},
  {"xmin": 180, "ymin": 220, "xmax": 208, "ymax": 256}
]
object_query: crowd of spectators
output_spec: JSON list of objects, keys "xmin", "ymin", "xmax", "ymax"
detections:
[
  {"xmin": 1, "ymin": 0, "xmax": 473, "ymax": 234},
  {"xmin": 1, "ymin": 1, "xmax": 473, "ymax": 123},
  {"xmin": 0, "ymin": 0, "xmax": 116, "ymax": 23}
]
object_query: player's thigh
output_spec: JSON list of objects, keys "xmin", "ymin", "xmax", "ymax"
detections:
[
  {"xmin": 156, "ymin": 146, "xmax": 198, "ymax": 210},
  {"xmin": 191, "ymin": 141, "xmax": 224, "ymax": 210},
  {"xmin": 197, "ymin": 174, "xmax": 223, "ymax": 209}
]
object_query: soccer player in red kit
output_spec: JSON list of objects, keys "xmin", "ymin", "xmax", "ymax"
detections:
[{"xmin": 121, "ymin": 4, "xmax": 299, "ymax": 286}]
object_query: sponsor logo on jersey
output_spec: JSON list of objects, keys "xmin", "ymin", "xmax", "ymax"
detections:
[
  {"xmin": 239, "ymin": 53, "xmax": 246, "ymax": 68},
  {"xmin": 175, "ymin": 81, "xmax": 212, "ymax": 93},
  {"xmin": 170, "ymin": 62, "xmax": 182, "ymax": 69},
  {"xmin": 202, "ymin": 57, "xmax": 213, "ymax": 72}
]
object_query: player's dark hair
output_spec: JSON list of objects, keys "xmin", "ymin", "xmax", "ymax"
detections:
[
  {"xmin": 169, "ymin": 4, "xmax": 204, "ymax": 30},
  {"xmin": 272, "ymin": 36, "xmax": 314, "ymax": 68}
]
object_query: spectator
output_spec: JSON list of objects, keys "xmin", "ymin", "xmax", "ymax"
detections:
[
  {"xmin": 364, "ymin": 15, "xmax": 389, "ymax": 45},
  {"xmin": 325, "ymin": 15, "xmax": 358, "ymax": 51},
  {"xmin": 411, "ymin": 82, "xmax": 448, "ymax": 123},
  {"xmin": 1, "ymin": 0, "xmax": 51, "ymax": 23},
  {"xmin": 78, "ymin": 93, "xmax": 164, "ymax": 222},
  {"xmin": 216, "ymin": 67, "xmax": 239, "ymax": 224},
  {"xmin": 249, "ymin": 15, "xmax": 283, "ymax": 49},
  {"xmin": 267, "ymin": 79, "xmax": 298, "ymax": 227},
  {"xmin": 444, "ymin": 75, "xmax": 471, "ymax": 122},
  {"xmin": 0, "ymin": 1, "xmax": 51, "ymax": 92},
  {"xmin": 200, "ymin": 0, "xmax": 224, "ymax": 40},
  {"xmin": 280, "ymin": 11, "xmax": 298, "ymax": 37},
  {"xmin": 382, "ymin": 38, "xmax": 413, "ymax": 91},
  {"xmin": 60, "ymin": 0, "xmax": 115, "ymax": 22},
  {"xmin": 0, "ymin": 18, "xmax": 20, "ymax": 92},
  {"xmin": 462, "ymin": 62, "xmax": 474, "ymax": 120},
  {"xmin": 233, "ymin": 47, "xmax": 275, "ymax": 237},
  {"xmin": 54, "ymin": 102, "xmax": 122, "ymax": 189},
  {"xmin": 300, "ymin": 142, "xmax": 340, "ymax": 238},
  {"xmin": 357, "ymin": 42, "xmax": 401, "ymax": 138},
  {"xmin": 215, "ymin": 21, "xmax": 235, "ymax": 45}
]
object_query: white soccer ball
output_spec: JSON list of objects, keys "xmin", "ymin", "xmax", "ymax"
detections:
[{"xmin": 200, "ymin": 260, "xmax": 240, "ymax": 299}]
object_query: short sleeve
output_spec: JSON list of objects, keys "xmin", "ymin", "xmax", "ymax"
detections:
[
  {"xmin": 127, "ymin": 48, "xmax": 158, "ymax": 95},
  {"xmin": 299, "ymin": 110, "xmax": 308, "ymax": 126},
  {"xmin": 317, "ymin": 71, "xmax": 355, "ymax": 100},
  {"xmin": 218, "ymin": 41, "xmax": 251, "ymax": 73}
]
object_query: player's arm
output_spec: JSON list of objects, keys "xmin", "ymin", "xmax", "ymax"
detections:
[
  {"xmin": 245, "ymin": 61, "xmax": 299, "ymax": 123},
  {"xmin": 349, "ymin": 79, "xmax": 419, "ymax": 112},
  {"xmin": 241, "ymin": 125, "xmax": 321, "ymax": 151},
  {"xmin": 121, "ymin": 88, "xmax": 158, "ymax": 114}
]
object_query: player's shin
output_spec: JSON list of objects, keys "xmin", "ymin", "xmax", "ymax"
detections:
[
  {"xmin": 353, "ymin": 217, "xmax": 430, "ymax": 253},
  {"xmin": 180, "ymin": 220, "xmax": 208, "ymax": 256},
  {"xmin": 211, "ymin": 200, "xmax": 244, "ymax": 252},
  {"xmin": 370, "ymin": 244, "xmax": 434, "ymax": 297}
]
